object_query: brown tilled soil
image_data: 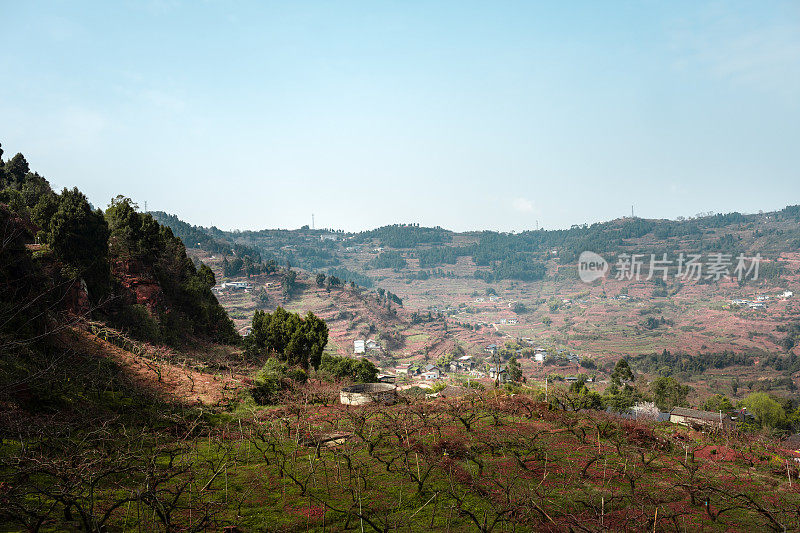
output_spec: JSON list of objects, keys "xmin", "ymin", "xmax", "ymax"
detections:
[{"xmin": 71, "ymin": 328, "xmax": 247, "ymax": 407}]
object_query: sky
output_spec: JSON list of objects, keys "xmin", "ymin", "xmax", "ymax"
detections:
[{"xmin": 1, "ymin": 1, "xmax": 799, "ymax": 232}]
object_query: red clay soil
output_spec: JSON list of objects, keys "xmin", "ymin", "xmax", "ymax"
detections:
[
  {"xmin": 694, "ymin": 445, "xmax": 744, "ymax": 462},
  {"xmin": 71, "ymin": 328, "xmax": 246, "ymax": 407}
]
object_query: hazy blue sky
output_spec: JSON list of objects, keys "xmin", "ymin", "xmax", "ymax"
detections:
[{"xmin": 2, "ymin": 1, "xmax": 799, "ymax": 232}]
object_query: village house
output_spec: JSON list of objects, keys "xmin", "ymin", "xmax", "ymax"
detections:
[
  {"xmin": 534, "ymin": 352, "xmax": 546, "ymax": 363},
  {"xmin": 394, "ymin": 363, "xmax": 411, "ymax": 375},
  {"xmin": 420, "ymin": 364, "xmax": 441, "ymax": 380},
  {"xmin": 669, "ymin": 407, "xmax": 734, "ymax": 430},
  {"xmin": 485, "ymin": 344, "xmax": 498, "ymax": 355},
  {"xmin": 449, "ymin": 355, "xmax": 474, "ymax": 373},
  {"xmin": 221, "ymin": 281, "xmax": 253, "ymax": 291},
  {"xmin": 488, "ymin": 365, "xmax": 507, "ymax": 383},
  {"xmin": 354, "ymin": 340, "xmax": 366, "ymax": 354},
  {"xmin": 365, "ymin": 339, "xmax": 381, "ymax": 352}
]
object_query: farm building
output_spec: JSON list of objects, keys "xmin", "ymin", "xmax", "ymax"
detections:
[
  {"xmin": 449, "ymin": 356, "xmax": 474, "ymax": 373},
  {"xmin": 669, "ymin": 407, "xmax": 734, "ymax": 430},
  {"xmin": 420, "ymin": 364, "xmax": 441, "ymax": 380},
  {"xmin": 354, "ymin": 340, "xmax": 365, "ymax": 354},
  {"xmin": 488, "ymin": 365, "xmax": 507, "ymax": 383}
]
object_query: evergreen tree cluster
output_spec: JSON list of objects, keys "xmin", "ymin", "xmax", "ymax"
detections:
[
  {"xmin": 0, "ymin": 145, "xmax": 237, "ymax": 346},
  {"xmin": 245, "ymin": 307, "xmax": 328, "ymax": 370}
]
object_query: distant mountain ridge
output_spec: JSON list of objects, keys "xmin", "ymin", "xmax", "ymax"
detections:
[{"xmin": 152, "ymin": 204, "xmax": 800, "ymax": 285}]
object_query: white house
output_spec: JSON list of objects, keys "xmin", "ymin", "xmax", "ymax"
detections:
[
  {"xmin": 784, "ymin": 291, "xmax": 794, "ymax": 299},
  {"xmin": 222, "ymin": 281, "xmax": 252, "ymax": 291},
  {"xmin": 354, "ymin": 340, "xmax": 366, "ymax": 354},
  {"xmin": 534, "ymin": 352, "xmax": 546, "ymax": 363},
  {"xmin": 365, "ymin": 339, "xmax": 380, "ymax": 351},
  {"xmin": 420, "ymin": 364, "xmax": 441, "ymax": 380}
]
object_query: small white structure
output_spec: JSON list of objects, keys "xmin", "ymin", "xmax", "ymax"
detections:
[
  {"xmin": 340, "ymin": 383, "xmax": 397, "ymax": 406},
  {"xmin": 534, "ymin": 352, "xmax": 546, "ymax": 363},
  {"xmin": 420, "ymin": 364, "xmax": 441, "ymax": 380},
  {"xmin": 784, "ymin": 291, "xmax": 794, "ymax": 299},
  {"xmin": 354, "ymin": 340, "xmax": 365, "ymax": 354},
  {"xmin": 222, "ymin": 281, "xmax": 252, "ymax": 290},
  {"xmin": 365, "ymin": 339, "xmax": 380, "ymax": 351}
]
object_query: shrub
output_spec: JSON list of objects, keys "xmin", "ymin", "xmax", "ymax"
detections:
[
  {"xmin": 250, "ymin": 358, "xmax": 307, "ymax": 405},
  {"xmin": 318, "ymin": 355, "xmax": 378, "ymax": 383}
]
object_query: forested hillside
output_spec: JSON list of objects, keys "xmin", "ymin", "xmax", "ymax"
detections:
[
  {"xmin": 0, "ymin": 145, "xmax": 237, "ymax": 348},
  {"xmin": 153, "ymin": 206, "xmax": 800, "ymax": 286}
]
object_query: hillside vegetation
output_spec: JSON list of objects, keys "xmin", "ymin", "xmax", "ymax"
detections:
[{"xmin": 3, "ymin": 144, "xmax": 800, "ymax": 531}]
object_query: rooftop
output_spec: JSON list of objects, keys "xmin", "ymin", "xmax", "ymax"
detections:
[{"xmin": 670, "ymin": 407, "xmax": 731, "ymax": 422}]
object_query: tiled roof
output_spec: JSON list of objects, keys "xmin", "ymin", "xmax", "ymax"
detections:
[{"xmin": 670, "ymin": 407, "xmax": 729, "ymax": 422}]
